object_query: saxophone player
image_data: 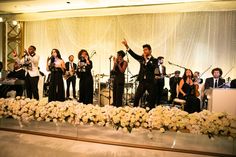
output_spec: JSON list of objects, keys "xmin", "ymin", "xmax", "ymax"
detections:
[{"xmin": 65, "ymin": 55, "xmax": 77, "ymax": 99}]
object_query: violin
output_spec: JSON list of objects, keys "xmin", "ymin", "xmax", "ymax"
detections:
[{"xmin": 194, "ymin": 83, "xmax": 200, "ymax": 97}]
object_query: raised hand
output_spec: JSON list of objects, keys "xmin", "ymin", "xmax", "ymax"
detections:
[{"xmin": 121, "ymin": 38, "xmax": 129, "ymax": 49}]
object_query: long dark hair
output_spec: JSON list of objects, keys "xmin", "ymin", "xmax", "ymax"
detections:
[
  {"xmin": 51, "ymin": 49, "xmax": 62, "ymax": 59},
  {"xmin": 182, "ymin": 69, "xmax": 193, "ymax": 82},
  {"xmin": 78, "ymin": 49, "xmax": 90, "ymax": 60}
]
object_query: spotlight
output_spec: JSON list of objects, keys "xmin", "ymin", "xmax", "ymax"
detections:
[
  {"xmin": 12, "ymin": 20, "xmax": 18, "ymax": 26},
  {"xmin": 0, "ymin": 17, "xmax": 3, "ymax": 22}
]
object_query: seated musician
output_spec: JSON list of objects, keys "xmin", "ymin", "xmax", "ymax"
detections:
[
  {"xmin": 202, "ymin": 67, "xmax": 225, "ymax": 109},
  {"xmin": 178, "ymin": 69, "xmax": 200, "ymax": 113},
  {"xmin": 0, "ymin": 62, "xmax": 25, "ymax": 98}
]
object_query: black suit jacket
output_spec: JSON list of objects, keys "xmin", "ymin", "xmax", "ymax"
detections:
[
  {"xmin": 204, "ymin": 77, "xmax": 225, "ymax": 89},
  {"xmin": 128, "ymin": 49, "xmax": 157, "ymax": 82},
  {"xmin": 65, "ymin": 62, "xmax": 77, "ymax": 71},
  {"xmin": 7, "ymin": 69, "xmax": 25, "ymax": 80},
  {"xmin": 169, "ymin": 76, "xmax": 181, "ymax": 93},
  {"xmin": 154, "ymin": 65, "xmax": 166, "ymax": 75}
]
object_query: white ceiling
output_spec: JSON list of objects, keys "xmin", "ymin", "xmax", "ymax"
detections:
[
  {"xmin": 0, "ymin": 0, "xmax": 228, "ymax": 14},
  {"xmin": 1, "ymin": 0, "xmax": 236, "ymax": 21}
]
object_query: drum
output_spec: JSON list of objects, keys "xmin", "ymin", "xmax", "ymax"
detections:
[
  {"xmin": 100, "ymin": 88, "xmax": 113, "ymax": 106},
  {"xmin": 94, "ymin": 82, "xmax": 107, "ymax": 95}
]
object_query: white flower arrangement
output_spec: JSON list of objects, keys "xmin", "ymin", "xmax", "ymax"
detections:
[{"xmin": 0, "ymin": 97, "xmax": 235, "ymax": 137}]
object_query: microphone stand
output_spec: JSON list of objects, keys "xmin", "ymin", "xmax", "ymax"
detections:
[
  {"xmin": 223, "ymin": 66, "xmax": 234, "ymax": 78},
  {"xmin": 125, "ymin": 53, "xmax": 130, "ymax": 106},
  {"xmin": 168, "ymin": 61, "xmax": 187, "ymax": 70}
]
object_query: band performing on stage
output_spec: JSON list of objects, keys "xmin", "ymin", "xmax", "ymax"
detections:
[{"xmin": 0, "ymin": 39, "xmax": 235, "ymax": 114}]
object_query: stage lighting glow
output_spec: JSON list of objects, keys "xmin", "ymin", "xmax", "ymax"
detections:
[
  {"xmin": 12, "ymin": 20, "xmax": 18, "ymax": 25},
  {"xmin": 0, "ymin": 17, "xmax": 3, "ymax": 22}
]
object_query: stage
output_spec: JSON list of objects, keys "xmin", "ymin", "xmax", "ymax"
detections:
[
  {"xmin": 0, "ymin": 118, "xmax": 235, "ymax": 157},
  {"xmin": 0, "ymin": 1, "xmax": 236, "ymax": 157}
]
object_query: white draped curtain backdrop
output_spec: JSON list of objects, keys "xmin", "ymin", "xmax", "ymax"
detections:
[{"xmin": 25, "ymin": 11, "xmax": 236, "ymax": 88}]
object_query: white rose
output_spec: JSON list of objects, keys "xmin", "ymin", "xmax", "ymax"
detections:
[{"xmin": 160, "ymin": 128, "xmax": 165, "ymax": 133}]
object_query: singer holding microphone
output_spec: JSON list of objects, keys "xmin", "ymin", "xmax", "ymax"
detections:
[
  {"xmin": 178, "ymin": 69, "xmax": 200, "ymax": 113},
  {"xmin": 121, "ymin": 39, "xmax": 156, "ymax": 109},
  {"xmin": 46, "ymin": 49, "xmax": 66, "ymax": 102},
  {"xmin": 111, "ymin": 50, "xmax": 128, "ymax": 107},
  {"xmin": 77, "ymin": 49, "xmax": 93, "ymax": 104},
  {"xmin": 13, "ymin": 45, "xmax": 40, "ymax": 100}
]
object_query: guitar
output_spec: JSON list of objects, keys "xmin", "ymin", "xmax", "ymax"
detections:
[{"xmin": 63, "ymin": 67, "xmax": 75, "ymax": 80}]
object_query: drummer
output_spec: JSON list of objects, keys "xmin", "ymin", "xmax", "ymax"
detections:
[{"xmin": 111, "ymin": 50, "xmax": 128, "ymax": 107}]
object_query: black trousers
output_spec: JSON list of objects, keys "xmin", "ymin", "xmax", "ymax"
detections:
[
  {"xmin": 134, "ymin": 80, "xmax": 155, "ymax": 109},
  {"xmin": 66, "ymin": 76, "xmax": 76, "ymax": 98},
  {"xmin": 113, "ymin": 80, "xmax": 124, "ymax": 107},
  {"xmin": 79, "ymin": 76, "xmax": 93, "ymax": 104},
  {"xmin": 155, "ymin": 79, "xmax": 164, "ymax": 105},
  {"xmin": 25, "ymin": 73, "xmax": 39, "ymax": 100}
]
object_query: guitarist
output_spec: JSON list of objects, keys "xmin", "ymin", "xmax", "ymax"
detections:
[
  {"xmin": 65, "ymin": 55, "xmax": 77, "ymax": 99},
  {"xmin": 154, "ymin": 56, "xmax": 169, "ymax": 105}
]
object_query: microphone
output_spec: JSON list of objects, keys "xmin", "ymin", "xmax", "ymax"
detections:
[
  {"xmin": 50, "ymin": 56, "xmax": 55, "ymax": 63},
  {"xmin": 22, "ymin": 51, "xmax": 28, "ymax": 58},
  {"xmin": 109, "ymin": 55, "xmax": 113, "ymax": 60}
]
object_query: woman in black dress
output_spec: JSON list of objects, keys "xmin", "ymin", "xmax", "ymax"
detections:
[
  {"xmin": 77, "ymin": 49, "xmax": 93, "ymax": 104},
  {"xmin": 178, "ymin": 69, "xmax": 200, "ymax": 113},
  {"xmin": 46, "ymin": 49, "xmax": 65, "ymax": 102},
  {"xmin": 111, "ymin": 50, "xmax": 128, "ymax": 107}
]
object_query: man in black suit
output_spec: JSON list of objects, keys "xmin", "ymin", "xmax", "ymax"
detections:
[
  {"xmin": 154, "ymin": 56, "xmax": 167, "ymax": 105},
  {"xmin": 203, "ymin": 67, "xmax": 225, "ymax": 109},
  {"xmin": 122, "ymin": 39, "xmax": 156, "ymax": 109},
  {"xmin": 0, "ymin": 62, "xmax": 25, "ymax": 98},
  {"xmin": 204, "ymin": 68, "xmax": 225, "ymax": 90},
  {"xmin": 169, "ymin": 70, "xmax": 181, "ymax": 103},
  {"xmin": 65, "ymin": 55, "xmax": 77, "ymax": 99}
]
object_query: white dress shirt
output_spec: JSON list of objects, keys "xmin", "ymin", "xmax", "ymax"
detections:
[{"xmin": 159, "ymin": 64, "xmax": 163, "ymax": 74}]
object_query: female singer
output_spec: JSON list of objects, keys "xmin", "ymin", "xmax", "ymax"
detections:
[
  {"xmin": 77, "ymin": 49, "xmax": 93, "ymax": 104},
  {"xmin": 178, "ymin": 69, "xmax": 200, "ymax": 113},
  {"xmin": 111, "ymin": 50, "xmax": 128, "ymax": 107},
  {"xmin": 46, "ymin": 49, "xmax": 65, "ymax": 102}
]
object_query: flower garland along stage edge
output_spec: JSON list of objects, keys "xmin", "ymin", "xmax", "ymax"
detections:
[{"xmin": 0, "ymin": 97, "xmax": 236, "ymax": 138}]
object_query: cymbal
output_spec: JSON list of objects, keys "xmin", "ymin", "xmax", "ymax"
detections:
[{"xmin": 130, "ymin": 74, "xmax": 138, "ymax": 79}]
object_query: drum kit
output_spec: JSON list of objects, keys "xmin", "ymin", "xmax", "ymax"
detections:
[{"xmin": 93, "ymin": 73, "xmax": 139, "ymax": 106}]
